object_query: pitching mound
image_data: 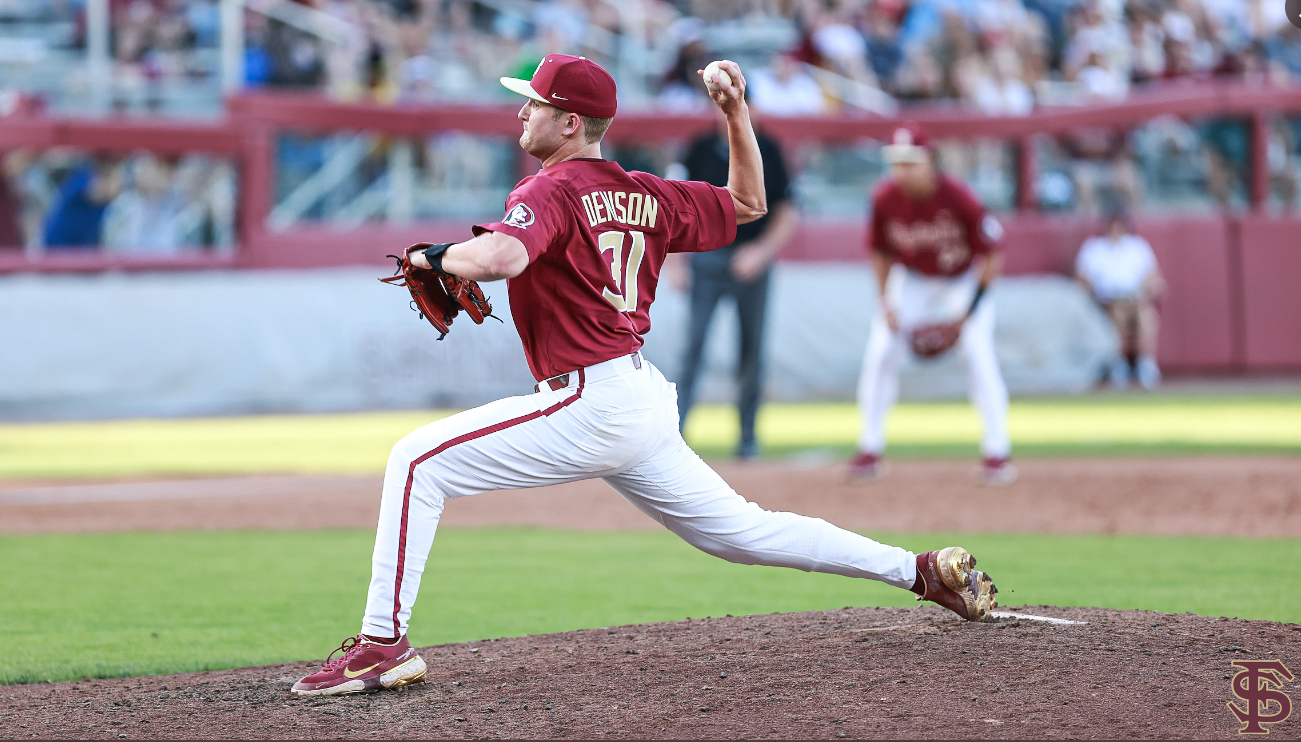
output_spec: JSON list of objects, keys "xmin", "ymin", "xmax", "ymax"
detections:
[{"xmin": 6, "ymin": 606, "xmax": 1298, "ymax": 739}]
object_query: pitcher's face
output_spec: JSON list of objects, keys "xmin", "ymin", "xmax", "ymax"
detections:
[{"xmin": 518, "ymin": 100, "xmax": 566, "ymax": 159}]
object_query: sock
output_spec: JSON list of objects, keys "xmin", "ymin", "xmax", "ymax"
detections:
[
  {"xmin": 363, "ymin": 634, "xmax": 402, "ymax": 645},
  {"xmin": 910, "ymin": 554, "xmax": 927, "ymax": 596}
]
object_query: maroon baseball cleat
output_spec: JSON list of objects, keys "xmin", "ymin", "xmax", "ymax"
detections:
[
  {"xmin": 913, "ymin": 546, "xmax": 998, "ymax": 621},
  {"xmin": 848, "ymin": 452, "xmax": 888, "ymax": 481},
  {"xmin": 292, "ymin": 634, "xmax": 427, "ymax": 696},
  {"xmin": 980, "ymin": 456, "xmax": 1018, "ymax": 486}
]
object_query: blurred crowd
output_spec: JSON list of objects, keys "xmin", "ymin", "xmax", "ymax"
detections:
[
  {"xmin": 3, "ymin": 0, "xmax": 1299, "ymax": 252},
  {"xmin": 16, "ymin": 0, "xmax": 1300, "ymax": 114},
  {"xmin": 254, "ymin": 0, "xmax": 1301, "ymax": 114},
  {"xmin": 0, "ymin": 149, "xmax": 236, "ymax": 253}
]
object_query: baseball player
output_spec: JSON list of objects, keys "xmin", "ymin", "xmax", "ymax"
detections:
[
  {"xmin": 292, "ymin": 57, "xmax": 998, "ymax": 697},
  {"xmin": 849, "ymin": 123, "xmax": 1016, "ymax": 485}
]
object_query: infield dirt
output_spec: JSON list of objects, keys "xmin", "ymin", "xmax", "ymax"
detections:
[
  {"xmin": 4, "ymin": 605, "xmax": 1299, "ymax": 739},
  {"xmin": 3, "ymin": 456, "xmax": 1300, "ymax": 536}
]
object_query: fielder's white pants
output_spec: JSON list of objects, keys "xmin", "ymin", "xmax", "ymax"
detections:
[
  {"xmin": 363, "ymin": 354, "xmax": 917, "ymax": 638},
  {"xmin": 856, "ymin": 266, "xmax": 1011, "ymax": 459}
]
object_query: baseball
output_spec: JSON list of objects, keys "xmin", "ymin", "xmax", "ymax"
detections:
[{"xmin": 703, "ymin": 61, "xmax": 732, "ymax": 91}]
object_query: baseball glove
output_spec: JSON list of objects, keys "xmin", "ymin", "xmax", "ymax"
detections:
[
  {"xmin": 380, "ymin": 243, "xmax": 497, "ymax": 340},
  {"xmin": 909, "ymin": 321, "xmax": 963, "ymax": 359}
]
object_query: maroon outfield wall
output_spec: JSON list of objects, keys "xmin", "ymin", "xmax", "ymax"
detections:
[{"xmin": 0, "ymin": 85, "xmax": 1299, "ymax": 372}]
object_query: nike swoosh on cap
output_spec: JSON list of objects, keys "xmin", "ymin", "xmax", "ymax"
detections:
[
  {"xmin": 343, "ymin": 661, "xmax": 383, "ymax": 678},
  {"xmin": 552, "ymin": 94, "xmax": 568, "ymax": 100}
]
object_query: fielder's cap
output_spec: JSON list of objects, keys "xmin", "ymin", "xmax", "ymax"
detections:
[
  {"xmin": 882, "ymin": 122, "xmax": 931, "ymax": 164},
  {"xmin": 500, "ymin": 54, "xmax": 617, "ymax": 119}
]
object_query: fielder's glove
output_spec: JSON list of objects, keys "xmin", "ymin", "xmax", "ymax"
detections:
[
  {"xmin": 380, "ymin": 243, "xmax": 497, "ymax": 340},
  {"xmin": 909, "ymin": 320, "xmax": 963, "ymax": 359}
]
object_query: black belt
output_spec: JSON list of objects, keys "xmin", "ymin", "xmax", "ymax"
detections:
[{"xmin": 534, "ymin": 352, "xmax": 641, "ymax": 393}]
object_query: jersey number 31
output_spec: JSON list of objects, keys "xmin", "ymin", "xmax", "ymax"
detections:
[{"xmin": 599, "ymin": 230, "xmax": 646, "ymax": 312}]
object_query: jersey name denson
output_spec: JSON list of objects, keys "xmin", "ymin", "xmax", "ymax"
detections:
[{"xmin": 580, "ymin": 191, "xmax": 660, "ymax": 229}]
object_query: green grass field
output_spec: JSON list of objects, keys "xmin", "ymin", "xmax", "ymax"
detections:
[
  {"xmin": 2, "ymin": 527, "xmax": 1298, "ymax": 685},
  {"xmin": 3, "ymin": 394, "xmax": 1297, "ymax": 685},
  {"xmin": 2, "ymin": 394, "xmax": 1299, "ymax": 479}
]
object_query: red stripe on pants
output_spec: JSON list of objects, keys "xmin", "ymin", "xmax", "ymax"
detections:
[{"xmin": 391, "ymin": 370, "xmax": 586, "ymax": 634}]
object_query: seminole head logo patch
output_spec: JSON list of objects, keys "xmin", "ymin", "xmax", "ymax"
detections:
[{"xmin": 504, "ymin": 203, "xmax": 536, "ymax": 229}]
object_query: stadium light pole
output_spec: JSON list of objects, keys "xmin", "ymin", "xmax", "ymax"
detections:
[
  {"xmin": 86, "ymin": 0, "xmax": 110, "ymax": 115},
  {"xmin": 220, "ymin": 0, "xmax": 246, "ymax": 97}
]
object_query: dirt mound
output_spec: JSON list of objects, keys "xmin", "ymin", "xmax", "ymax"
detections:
[{"xmin": 5, "ymin": 606, "xmax": 1299, "ymax": 739}]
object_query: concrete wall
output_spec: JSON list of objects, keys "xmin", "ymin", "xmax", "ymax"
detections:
[{"xmin": 0, "ymin": 265, "xmax": 1116, "ymax": 421}]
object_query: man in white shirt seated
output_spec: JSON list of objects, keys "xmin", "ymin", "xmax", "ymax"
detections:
[
  {"xmin": 747, "ymin": 53, "xmax": 826, "ymax": 116},
  {"xmin": 1075, "ymin": 208, "xmax": 1165, "ymax": 389}
]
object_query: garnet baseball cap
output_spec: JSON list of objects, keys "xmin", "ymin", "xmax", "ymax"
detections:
[
  {"xmin": 500, "ymin": 54, "xmax": 617, "ymax": 119},
  {"xmin": 882, "ymin": 122, "xmax": 931, "ymax": 164}
]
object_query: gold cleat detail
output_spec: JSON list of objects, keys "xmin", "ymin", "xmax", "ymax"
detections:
[
  {"xmin": 927, "ymin": 546, "xmax": 999, "ymax": 621},
  {"xmin": 936, "ymin": 546, "xmax": 974, "ymax": 592}
]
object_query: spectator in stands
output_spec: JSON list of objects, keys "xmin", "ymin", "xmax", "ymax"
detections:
[
  {"xmin": 1075, "ymin": 208, "xmax": 1165, "ymax": 389},
  {"xmin": 1063, "ymin": 1, "xmax": 1131, "ymax": 85},
  {"xmin": 670, "ymin": 112, "xmax": 798, "ymax": 460},
  {"xmin": 103, "ymin": 153, "xmax": 187, "ymax": 254},
  {"xmin": 748, "ymin": 52, "xmax": 827, "ymax": 116},
  {"xmin": 42, "ymin": 157, "xmax": 124, "ymax": 249},
  {"xmin": 0, "ymin": 183, "xmax": 17, "ymax": 248},
  {"xmin": 808, "ymin": 7, "xmax": 880, "ymax": 89},
  {"xmin": 1127, "ymin": 1, "xmax": 1168, "ymax": 84},
  {"xmin": 1077, "ymin": 50, "xmax": 1128, "ymax": 100},
  {"xmin": 2, "ymin": 149, "xmax": 47, "ymax": 248},
  {"xmin": 893, "ymin": 44, "xmax": 947, "ymax": 100},
  {"xmin": 1063, "ymin": 125, "xmax": 1142, "ymax": 214},
  {"xmin": 863, "ymin": 0, "xmax": 904, "ymax": 88},
  {"xmin": 929, "ymin": 8, "xmax": 980, "ymax": 99},
  {"xmin": 966, "ymin": 43, "xmax": 1035, "ymax": 115},
  {"xmin": 267, "ymin": 18, "xmax": 326, "ymax": 89},
  {"xmin": 533, "ymin": 0, "xmax": 591, "ymax": 52},
  {"xmin": 1264, "ymin": 23, "xmax": 1301, "ymax": 79},
  {"xmin": 657, "ymin": 18, "xmax": 712, "ymax": 112},
  {"xmin": 1270, "ymin": 116, "xmax": 1299, "ymax": 210},
  {"xmin": 242, "ymin": 12, "xmax": 274, "ymax": 87}
]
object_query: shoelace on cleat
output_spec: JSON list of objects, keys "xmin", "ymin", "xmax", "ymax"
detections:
[{"xmin": 321, "ymin": 636, "xmax": 367, "ymax": 672}]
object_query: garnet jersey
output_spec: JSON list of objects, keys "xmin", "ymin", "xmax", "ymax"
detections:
[
  {"xmin": 867, "ymin": 173, "xmax": 1002, "ymax": 277},
  {"xmin": 475, "ymin": 158, "xmax": 736, "ymax": 381}
]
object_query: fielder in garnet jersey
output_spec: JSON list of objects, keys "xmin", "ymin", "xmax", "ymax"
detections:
[
  {"xmin": 868, "ymin": 172, "xmax": 1001, "ymax": 278},
  {"xmin": 851, "ymin": 122, "xmax": 1013, "ymax": 486},
  {"xmin": 291, "ymin": 59, "xmax": 997, "ymax": 698},
  {"xmin": 475, "ymin": 160, "xmax": 735, "ymax": 381}
]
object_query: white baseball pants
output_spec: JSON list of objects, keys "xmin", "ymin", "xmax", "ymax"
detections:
[
  {"xmin": 362, "ymin": 353, "xmax": 917, "ymax": 638},
  {"xmin": 856, "ymin": 266, "xmax": 1011, "ymax": 459}
]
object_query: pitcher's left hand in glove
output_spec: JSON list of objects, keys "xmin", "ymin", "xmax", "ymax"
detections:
[
  {"xmin": 380, "ymin": 243, "xmax": 497, "ymax": 340},
  {"xmin": 910, "ymin": 320, "xmax": 962, "ymax": 358}
]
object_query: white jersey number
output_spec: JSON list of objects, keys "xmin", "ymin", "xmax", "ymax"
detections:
[{"xmin": 598, "ymin": 230, "xmax": 646, "ymax": 312}]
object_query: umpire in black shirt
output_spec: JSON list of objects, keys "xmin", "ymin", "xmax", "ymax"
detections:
[{"xmin": 670, "ymin": 123, "xmax": 797, "ymax": 459}]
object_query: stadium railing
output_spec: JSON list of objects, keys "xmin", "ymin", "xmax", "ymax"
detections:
[{"xmin": 1, "ymin": 81, "xmax": 1299, "ymax": 371}]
